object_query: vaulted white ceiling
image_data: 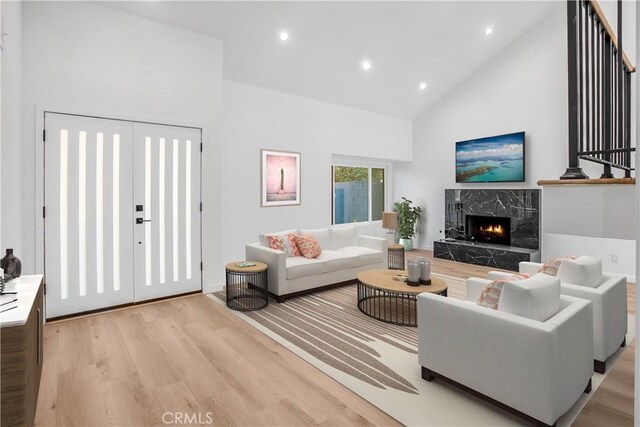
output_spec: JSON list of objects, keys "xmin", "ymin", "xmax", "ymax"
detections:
[{"xmin": 103, "ymin": 1, "xmax": 561, "ymax": 119}]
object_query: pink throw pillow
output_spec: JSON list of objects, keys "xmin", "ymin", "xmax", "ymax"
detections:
[
  {"xmin": 477, "ymin": 273, "xmax": 530, "ymax": 310},
  {"xmin": 538, "ymin": 256, "xmax": 576, "ymax": 276},
  {"xmin": 266, "ymin": 234, "xmax": 301, "ymax": 257},
  {"xmin": 294, "ymin": 235, "xmax": 322, "ymax": 259}
]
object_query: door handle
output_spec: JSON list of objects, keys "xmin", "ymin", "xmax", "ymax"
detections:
[{"xmin": 136, "ymin": 218, "xmax": 151, "ymax": 224}]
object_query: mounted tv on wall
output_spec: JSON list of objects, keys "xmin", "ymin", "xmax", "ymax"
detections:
[{"xmin": 455, "ymin": 131, "xmax": 525, "ymax": 183}]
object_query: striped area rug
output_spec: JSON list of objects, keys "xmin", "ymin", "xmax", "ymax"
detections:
[{"xmin": 208, "ymin": 273, "xmax": 630, "ymax": 426}]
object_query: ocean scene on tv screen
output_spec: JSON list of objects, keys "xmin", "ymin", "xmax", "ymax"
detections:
[{"xmin": 456, "ymin": 132, "xmax": 524, "ymax": 182}]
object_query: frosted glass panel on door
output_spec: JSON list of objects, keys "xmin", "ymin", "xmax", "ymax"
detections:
[
  {"xmin": 185, "ymin": 140, "xmax": 192, "ymax": 280},
  {"xmin": 172, "ymin": 138, "xmax": 180, "ymax": 282},
  {"xmin": 96, "ymin": 133, "xmax": 104, "ymax": 294},
  {"xmin": 78, "ymin": 131, "xmax": 87, "ymax": 297},
  {"xmin": 59, "ymin": 129, "xmax": 69, "ymax": 300},
  {"xmin": 113, "ymin": 134, "xmax": 121, "ymax": 292}
]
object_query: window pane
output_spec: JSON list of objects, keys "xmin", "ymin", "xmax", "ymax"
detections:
[
  {"xmin": 371, "ymin": 168, "xmax": 385, "ymax": 221},
  {"xmin": 333, "ymin": 166, "xmax": 369, "ymax": 224}
]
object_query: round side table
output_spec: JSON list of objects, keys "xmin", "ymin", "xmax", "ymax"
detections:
[
  {"xmin": 388, "ymin": 244, "xmax": 405, "ymax": 270},
  {"xmin": 225, "ymin": 261, "xmax": 268, "ymax": 311}
]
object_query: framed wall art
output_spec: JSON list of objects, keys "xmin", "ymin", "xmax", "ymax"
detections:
[{"xmin": 261, "ymin": 149, "xmax": 301, "ymax": 207}]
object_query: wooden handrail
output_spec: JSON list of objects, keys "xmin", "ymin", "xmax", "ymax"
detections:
[
  {"xmin": 588, "ymin": 0, "xmax": 636, "ymax": 72},
  {"xmin": 538, "ymin": 177, "xmax": 635, "ymax": 185}
]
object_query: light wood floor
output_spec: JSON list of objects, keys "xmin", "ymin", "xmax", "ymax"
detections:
[
  {"xmin": 35, "ymin": 251, "xmax": 635, "ymax": 426},
  {"xmin": 35, "ymin": 294, "xmax": 400, "ymax": 426}
]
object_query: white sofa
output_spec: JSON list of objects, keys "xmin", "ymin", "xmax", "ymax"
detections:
[
  {"xmin": 487, "ymin": 259, "xmax": 627, "ymax": 373},
  {"xmin": 418, "ymin": 278, "xmax": 594, "ymax": 427},
  {"xmin": 245, "ymin": 225, "xmax": 387, "ymax": 302}
]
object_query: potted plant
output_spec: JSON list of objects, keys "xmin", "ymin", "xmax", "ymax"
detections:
[{"xmin": 394, "ymin": 197, "xmax": 422, "ymax": 251}]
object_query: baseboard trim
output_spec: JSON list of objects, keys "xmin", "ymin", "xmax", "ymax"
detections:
[{"xmin": 203, "ymin": 282, "xmax": 224, "ymax": 294}]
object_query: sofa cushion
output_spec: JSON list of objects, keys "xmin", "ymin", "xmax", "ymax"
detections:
[
  {"xmin": 294, "ymin": 235, "xmax": 322, "ymax": 259},
  {"xmin": 259, "ymin": 229, "xmax": 298, "ymax": 248},
  {"xmin": 476, "ymin": 273, "xmax": 530, "ymax": 310},
  {"xmin": 331, "ymin": 225, "xmax": 358, "ymax": 249},
  {"xmin": 498, "ymin": 274, "xmax": 561, "ymax": 322},
  {"xmin": 266, "ymin": 234, "xmax": 301, "ymax": 257},
  {"xmin": 286, "ymin": 256, "xmax": 326, "ymax": 280},
  {"xmin": 538, "ymin": 256, "xmax": 576, "ymax": 276},
  {"xmin": 335, "ymin": 246, "xmax": 381, "ymax": 267},
  {"xmin": 299, "ymin": 228, "xmax": 332, "ymax": 249},
  {"xmin": 315, "ymin": 250, "xmax": 359, "ymax": 273},
  {"xmin": 557, "ymin": 255, "xmax": 603, "ymax": 288}
]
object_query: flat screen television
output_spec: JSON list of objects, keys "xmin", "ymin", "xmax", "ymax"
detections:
[{"xmin": 455, "ymin": 131, "xmax": 525, "ymax": 183}]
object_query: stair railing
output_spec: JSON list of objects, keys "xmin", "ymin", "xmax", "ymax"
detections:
[{"xmin": 561, "ymin": 0, "xmax": 636, "ymax": 180}]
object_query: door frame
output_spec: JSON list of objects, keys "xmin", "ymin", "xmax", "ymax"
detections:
[{"xmin": 36, "ymin": 105, "xmax": 205, "ymax": 293}]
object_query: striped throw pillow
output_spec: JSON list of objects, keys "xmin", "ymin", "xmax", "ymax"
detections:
[
  {"xmin": 538, "ymin": 256, "xmax": 577, "ymax": 276},
  {"xmin": 266, "ymin": 234, "xmax": 301, "ymax": 257},
  {"xmin": 477, "ymin": 274, "xmax": 530, "ymax": 310}
]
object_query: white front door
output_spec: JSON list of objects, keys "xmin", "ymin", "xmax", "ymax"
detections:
[
  {"xmin": 44, "ymin": 113, "xmax": 201, "ymax": 318},
  {"xmin": 44, "ymin": 113, "xmax": 135, "ymax": 317},
  {"xmin": 132, "ymin": 123, "xmax": 202, "ymax": 301}
]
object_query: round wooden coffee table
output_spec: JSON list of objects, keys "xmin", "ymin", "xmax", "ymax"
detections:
[{"xmin": 356, "ymin": 269, "xmax": 447, "ymax": 327}]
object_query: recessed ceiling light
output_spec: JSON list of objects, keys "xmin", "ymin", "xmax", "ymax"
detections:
[
  {"xmin": 484, "ymin": 27, "xmax": 494, "ymax": 36},
  {"xmin": 419, "ymin": 82, "xmax": 428, "ymax": 91},
  {"xmin": 361, "ymin": 60, "xmax": 372, "ymax": 71},
  {"xmin": 279, "ymin": 31, "xmax": 289, "ymax": 41}
]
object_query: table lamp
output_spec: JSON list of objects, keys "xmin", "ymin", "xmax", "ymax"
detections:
[{"xmin": 382, "ymin": 212, "xmax": 398, "ymax": 244}]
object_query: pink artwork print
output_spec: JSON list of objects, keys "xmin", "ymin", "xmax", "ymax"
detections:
[{"xmin": 261, "ymin": 150, "xmax": 300, "ymax": 206}]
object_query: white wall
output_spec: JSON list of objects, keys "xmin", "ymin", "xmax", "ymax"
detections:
[
  {"xmin": 0, "ymin": 0, "xmax": 23, "ymax": 259},
  {"xmin": 635, "ymin": 2, "xmax": 640, "ymax": 422},
  {"xmin": 598, "ymin": 0, "xmax": 637, "ymax": 64},
  {"xmin": 20, "ymin": 1, "xmax": 224, "ymax": 288},
  {"xmin": 0, "ymin": 3, "xmax": 2, "ymax": 254},
  {"xmin": 396, "ymin": 6, "xmax": 637, "ymax": 279},
  {"xmin": 396, "ymin": 7, "xmax": 576, "ymax": 250},
  {"xmin": 0, "ymin": 3, "xmax": 2, "ymax": 260},
  {"xmin": 221, "ymin": 80, "xmax": 412, "ymax": 273},
  {"xmin": 543, "ymin": 186, "xmax": 636, "ymax": 240},
  {"xmin": 541, "ymin": 184, "xmax": 636, "ymax": 280}
]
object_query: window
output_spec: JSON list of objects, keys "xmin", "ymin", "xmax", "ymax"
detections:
[{"xmin": 332, "ymin": 165, "xmax": 385, "ymax": 224}]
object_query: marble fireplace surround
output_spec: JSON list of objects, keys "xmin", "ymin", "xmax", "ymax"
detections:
[{"xmin": 444, "ymin": 189, "xmax": 540, "ymax": 250}]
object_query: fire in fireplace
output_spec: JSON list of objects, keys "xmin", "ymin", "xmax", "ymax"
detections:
[{"xmin": 466, "ymin": 215, "xmax": 511, "ymax": 246}]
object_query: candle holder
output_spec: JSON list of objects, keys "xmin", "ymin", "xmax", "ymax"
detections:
[
  {"xmin": 407, "ymin": 259, "xmax": 420, "ymax": 286},
  {"xmin": 419, "ymin": 258, "xmax": 431, "ymax": 285}
]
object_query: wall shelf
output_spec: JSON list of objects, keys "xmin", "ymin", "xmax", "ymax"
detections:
[{"xmin": 537, "ymin": 178, "xmax": 635, "ymax": 186}]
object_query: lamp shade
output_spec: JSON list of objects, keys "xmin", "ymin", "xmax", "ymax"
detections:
[{"xmin": 382, "ymin": 212, "xmax": 398, "ymax": 230}]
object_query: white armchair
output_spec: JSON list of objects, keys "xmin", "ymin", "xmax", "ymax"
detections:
[
  {"xmin": 418, "ymin": 286, "xmax": 593, "ymax": 427},
  {"xmin": 487, "ymin": 259, "xmax": 627, "ymax": 373}
]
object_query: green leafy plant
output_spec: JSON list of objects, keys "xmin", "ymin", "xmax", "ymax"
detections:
[{"xmin": 394, "ymin": 197, "xmax": 422, "ymax": 239}]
